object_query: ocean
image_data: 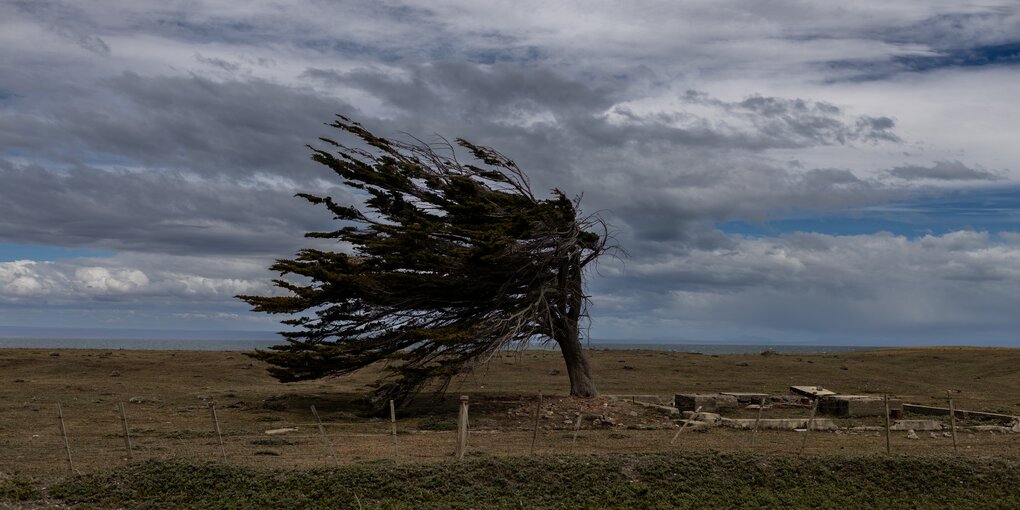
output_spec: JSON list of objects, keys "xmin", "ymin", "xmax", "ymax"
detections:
[{"xmin": 0, "ymin": 337, "xmax": 879, "ymax": 354}]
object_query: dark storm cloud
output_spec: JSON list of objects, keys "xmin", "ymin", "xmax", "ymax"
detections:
[
  {"xmin": 0, "ymin": 73, "xmax": 357, "ymax": 180},
  {"xmin": 682, "ymin": 91, "xmax": 900, "ymax": 145},
  {"xmin": 827, "ymin": 42, "xmax": 1020, "ymax": 81},
  {"xmin": 300, "ymin": 63, "xmax": 906, "ymax": 253},
  {"xmin": 0, "ymin": 159, "xmax": 346, "ymax": 256},
  {"xmin": 819, "ymin": 8, "xmax": 1020, "ymax": 81},
  {"xmin": 887, "ymin": 161, "xmax": 1002, "ymax": 181},
  {"xmin": 303, "ymin": 61, "xmax": 617, "ymax": 118}
]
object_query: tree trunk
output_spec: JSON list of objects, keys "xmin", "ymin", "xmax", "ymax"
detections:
[{"xmin": 556, "ymin": 323, "xmax": 598, "ymax": 397}]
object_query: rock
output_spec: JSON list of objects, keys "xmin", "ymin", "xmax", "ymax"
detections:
[
  {"xmin": 265, "ymin": 427, "xmax": 299, "ymax": 435},
  {"xmin": 547, "ymin": 369, "xmax": 560, "ymax": 376},
  {"xmin": 943, "ymin": 432, "xmax": 953, "ymax": 437},
  {"xmin": 890, "ymin": 419, "xmax": 943, "ymax": 431},
  {"xmin": 1010, "ymin": 419, "xmax": 1020, "ymax": 433},
  {"xmin": 970, "ymin": 425, "xmax": 1011, "ymax": 433},
  {"xmin": 929, "ymin": 432, "xmax": 939, "ymax": 439},
  {"xmin": 628, "ymin": 411, "xmax": 639, "ymax": 417},
  {"xmin": 721, "ymin": 417, "xmax": 839, "ymax": 431},
  {"xmin": 735, "ymin": 361, "xmax": 749, "ymax": 367},
  {"xmin": 196, "ymin": 394, "xmax": 211, "ymax": 400},
  {"xmin": 128, "ymin": 396, "xmax": 153, "ymax": 404},
  {"xmin": 109, "ymin": 371, "xmax": 121, "ymax": 377},
  {"xmin": 673, "ymin": 420, "xmax": 710, "ymax": 431},
  {"xmin": 650, "ymin": 405, "xmax": 679, "ymax": 416},
  {"xmin": 622, "ymin": 365, "xmax": 635, "ymax": 370},
  {"xmin": 682, "ymin": 411, "xmax": 721, "ymax": 425},
  {"xmin": 906, "ymin": 429, "xmax": 919, "ymax": 440},
  {"xmin": 48, "ymin": 352, "xmax": 60, "ymax": 357}
]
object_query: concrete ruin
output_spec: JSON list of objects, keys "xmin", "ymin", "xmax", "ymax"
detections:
[
  {"xmin": 674, "ymin": 393, "xmax": 739, "ymax": 413},
  {"xmin": 790, "ymin": 385, "xmax": 836, "ymax": 398},
  {"xmin": 721, "ymin": 417, "xmax": 839, "ymax": 431},
  {"xmin": 818, "ymin": 395, "xmax": 902, "ymax": 417}
]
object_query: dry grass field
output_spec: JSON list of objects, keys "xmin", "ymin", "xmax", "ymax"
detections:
[{"xmin": 2, "ymin": 346, "xmax": 1019, "ymax": 477}]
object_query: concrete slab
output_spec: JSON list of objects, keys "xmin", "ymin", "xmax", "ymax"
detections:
[
  {"xmin": 674, "ymin": 393, "xmax": 739, "ymax": 412},
  {"xmin": 720, "ymin": 392, "xmax": 770, "ymax": 404},
  {"xmin": 681, "ymin": 411, "xmax": 721, "ymax": 425},
  {"xmin": 903, "ymin": 404, "xmax": 1018, "ymax": 423},
  {"xmin": 606, "ymin": 395, "xmax": 664, "ymax": 404},
  {"xmin": 721, "ymin": 418, "xmax": 838, "ymax": 431},
  {"xmin": 790, "ymin": 386, "xmax": 836, "ymax": 398},
  {"xmin": 890, "ymin": 420, "xmax": 943, "ymax": 431},
  {"xmin": 819, "ymin": 395, "xmax": 902, "ymax": 417}
]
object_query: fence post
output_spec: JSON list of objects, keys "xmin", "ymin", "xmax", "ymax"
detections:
[
  {"xmin": 530, "ymin": 392, "xmax": 542, "ymax": 455},
  {"xmin": 670, "ymin": 405, "xmax": 703, "ymax": 446},
  {"xmin": 948, "ymin": 392, "xmax": 959, "ymax": 454},
  {"xmin": 456, "ymin": 395, "xmax": 469, "ymax": 460},
  {"xmin": 209, "ymin": 403, "xmax": 227, "ymax": 462},
  {"xmin": 389, "ymin": 399, "xmax": 398, "ymax": 460},
  {"xmin": 119, "ymin": 402, "xmax": 133, "ymax": 460},
  {"xmin": 798, "ymin": 399, "xmax": 818, "ymax": 455},
  {"xmin": 56, "ymin": 402, "xmax": 73, "ymax": 474},
  {"xmin": 750, "ymin": 397, "xmax": 765, "ymax": 446},
  {"xmin": 310, "ymin": 405, "xmax": 339, "ymax": 467},
  {"xmin": 571, "ymin": 413, "xmax": 583, "ymax": 452},
  {"xmin": 884, "ymin": 394, "xmax": 892, "ymax": 455}
]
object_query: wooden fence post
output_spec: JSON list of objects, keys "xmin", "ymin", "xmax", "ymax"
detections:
[
  {"xmin": 310, "ymin": 405, "xmax": 339, "ymax": 467},
  {"xmin": 119, "ymin": 402, "xmax": 133, "ymax": 460},
  {"xmin": 571, "ymin": 413, "xmax": 583, "ymax": 452},
  {"xmin": 389, "ymin": 399, "xmax": 398, "ymax": 460},
  {"xmin": 670, "ymin": 405, "xmax": 703, "ymax": 446},
  {"xmin": 798, "ymin": 399, "xmax": 818, "ymax": 455},
  {"xmin": 209, "ymin": 403, "xmax": 227, "ymax": 462},
  {"xmin": 530, "ymin": 392, "xmax": 542, "ymax": 455},
  {"xmin": 884, "ymin": 394, "xmax": 892, "ymax": 455},
  {"xmin": 948, "ymin": 392, "xmax": 959, "ymax": 454},
  {"xmin": 56, "ymin": 402, "xmax": 73, "ymax": 474},
  {"xmin": 456, "ymin": 395, "xmax": 469, "ymax": 460},
  {"xmin": 750, "ymin": 397, "xmax": 765, "ymax": 446}
]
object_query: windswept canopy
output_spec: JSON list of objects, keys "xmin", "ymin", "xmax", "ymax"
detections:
[{"xmin": 240, "ymin": 117, "xmax": 610, "ymax": 407}]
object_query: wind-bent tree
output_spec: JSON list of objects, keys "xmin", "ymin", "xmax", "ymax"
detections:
[{"xmin": 239, "ymin": 117, "xmax": 610, "ymax": 408}]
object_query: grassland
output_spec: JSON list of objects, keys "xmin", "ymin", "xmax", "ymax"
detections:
[
  {"xmin": 1, "ymin": 346, "xmax": 1019, "ymax": 508},
  {"xmin": 4, "ymin": 453, "xmax": 1020, "ymax": 509}
]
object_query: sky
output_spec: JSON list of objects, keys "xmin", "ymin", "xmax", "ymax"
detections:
[{"xmin": 1, "ymin": 1, "xmax": 1019, "ymax": 346}]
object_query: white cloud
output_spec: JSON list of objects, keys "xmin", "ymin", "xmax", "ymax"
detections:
[
  {"xmin": 1, "ymin": 1, "xmax": 1018, "ymax": 343},
  {"xmin": 591, "ymin": 230, "xmax": 1020, "ymax": 342},
  {"xmin": 0, "ymin": 254, "xmax": 277, "ymax": 303}
]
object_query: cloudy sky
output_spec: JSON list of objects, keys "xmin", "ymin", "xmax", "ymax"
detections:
[{"xmin": 1, "ymin": 1, "xmax": 1019, "ymax": 346}]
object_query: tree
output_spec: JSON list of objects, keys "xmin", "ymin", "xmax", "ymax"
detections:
[{"xmin": 239, "ymin": 116, "xmax": 611, "ymax": 409}]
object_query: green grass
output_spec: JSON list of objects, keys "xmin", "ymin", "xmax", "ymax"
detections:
[
  {"xmin": 19, "ymin": 452, "xmax": 1019, "ymax": 509},
  {"xmin": 0, "ymin": 476, "xmax": 41, "ymax": 502}
]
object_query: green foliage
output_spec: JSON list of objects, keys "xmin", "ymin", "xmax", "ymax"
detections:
[
  {"xmin": 240, "ymin": 117, "xmax": 610, "ymax": 407},
  {"xmin": 44, "ymin": 453, "xmax": 1020, "ymax": 509},
  {"xmin": 0, "ymin": 476, "xmax": 41, "ymax": 502}
]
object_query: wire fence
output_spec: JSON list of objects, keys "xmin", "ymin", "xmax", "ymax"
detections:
[{"xmin": 3, "ymin": 396, "xmax": 1019, "ymax": 477}]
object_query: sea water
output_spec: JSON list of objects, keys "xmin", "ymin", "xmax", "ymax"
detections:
[{"xmin": 0, "ymin": 337, "xmax": 879, "ymax": 354}]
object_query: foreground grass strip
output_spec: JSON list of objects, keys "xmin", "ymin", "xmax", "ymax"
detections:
[{"xmin": 39, "ymin": 452, "xmax": 1020, "ymax": 509}]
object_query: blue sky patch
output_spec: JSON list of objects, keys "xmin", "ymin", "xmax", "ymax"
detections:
[{"xmin": 717, "ymin": 186, "xmax": 1020, "ymax": 238}]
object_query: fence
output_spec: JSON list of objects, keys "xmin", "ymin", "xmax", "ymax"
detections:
[{"xmin": 3, "ymin": 394, "xmax": 1018, "ymax": 477}]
